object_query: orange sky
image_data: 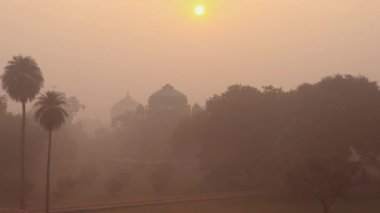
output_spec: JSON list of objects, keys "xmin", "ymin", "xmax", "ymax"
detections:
[{"xmin": 1, "ymin": 0, "xmax": 380, "ymax": 121}]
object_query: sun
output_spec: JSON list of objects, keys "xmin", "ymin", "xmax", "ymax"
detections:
[{"xmin": 194, "ymin": 5, "xmax": 205, "ymax": 16}]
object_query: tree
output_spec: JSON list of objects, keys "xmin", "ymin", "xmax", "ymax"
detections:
[
  {"xmin": 149, "ymin": 164, "xmax": 173, "ymax": 194},
  {"xmin": 173, "ymin": 75, "xmax": 380, "ymax": 192},
  {"xmin": 0, "ymin": 103, "xmax": 46, "ymax": 205},
  {"xmin": 65, "ymin": 96, "xmax": 85, "ymax": 123},
  {"xmin": 287, "ymin": 158, "xmax": 365, "ymax": 213},
  {"xmin": 0, "ymin": 95, "xmax": 6, "ymax": 115},
  {"xmin": 104, "ymin": 170, "xmax": 132, "ymax": 197},
  {"xmin": 1, "ymin": 55, "xmax": 44, "ymax": 209},
  {"xmin": 34, "ymin": 91, "xmax": 68, "ymax": 213},
  {"xmin": 174, "ymin": 84, "xmax": 292, "ymax": 189},
  {"xmin": 288, "ymin": 75, "xmax": 380, "ymax": 169}
]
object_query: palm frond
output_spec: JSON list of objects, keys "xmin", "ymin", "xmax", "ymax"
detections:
[
  {"xmin": 1, "ymin": 55, "xmax": 44, "ymax": 103},
  {"xmin": 34, "ymin": 91, "xmax": 68, "ymax": 131}
]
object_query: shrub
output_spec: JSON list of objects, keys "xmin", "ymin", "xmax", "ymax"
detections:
[{"xmin": 149, "ymin": 164, "xmax": 173, "ymax": 194}]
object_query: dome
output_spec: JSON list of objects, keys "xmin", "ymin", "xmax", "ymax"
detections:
[
  {"xmin": 111, "ymin": 93, "xmax": 141, "ymax": 119},
  {"xmin": 148, "ymin": 84, "xmax": 188, "ymax": 107},
  {"xmin": 192, "ymin": 103, "xmax": 202, "ymax": 115}
]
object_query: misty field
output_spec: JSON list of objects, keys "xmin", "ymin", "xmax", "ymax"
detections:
[{"xmin": 85, "ymin": 196, "xmax": 380, "ymax": 213}]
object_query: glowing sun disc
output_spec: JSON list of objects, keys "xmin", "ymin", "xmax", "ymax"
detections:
[{"xmin": 194, "ymin": 5, "xmax": 205, "ymax": 16}]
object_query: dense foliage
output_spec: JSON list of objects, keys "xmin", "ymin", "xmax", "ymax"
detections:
[
  {"xmin": 174, "ymin": 75, "xmax": 380, "ymax": 190},
  {"xmin": 0, "ymin": 96, "xmax": 82, "ymax": 205}
]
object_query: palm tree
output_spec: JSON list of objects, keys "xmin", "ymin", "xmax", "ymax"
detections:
[
  {"xmin": 1, "ymin": 55, "xmax": 44, "ymax": 209},
  {"xmin": 34, "ymin": 91, "xmax": 68, "ymax": 213}
]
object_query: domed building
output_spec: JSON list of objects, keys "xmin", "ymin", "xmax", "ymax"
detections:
[
  {"xmin": 110, "ymin": 85, "xmax": 191, "ymax": 160},
  {"xmin": 147, "ymin": 84, "xmax": 190, "ymax": 121},
  {"xmin": 140, "ymin": 84, "xmax": 191, "ymax": 160},
  {"xmin": 104, "ymin": 85, "xmax": 202, "ymax": 189},
  {"xmin": 111, "ymin": 93, "xmax": 141, "ymax": 121},
  {"xmin": 191, "ymin": 103, "xmax": 202, "ymax": 115}
]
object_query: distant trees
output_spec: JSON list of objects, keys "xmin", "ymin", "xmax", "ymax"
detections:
[
  {"xmin": 287, "ymin": 158, "xmax": 365, "ymax": 213},
  {"xmin": 288, "ymin": 75, "xmax": 380, "ymax": 162},
  {"xmin": 0, "ymin": 95, "xmax": 6, "ymax": 114},
  {"xmin": 0, "ymin": 103, "xmax": 21, "ymax": 202},
  {"xmin": 105, "ymin": 176, "xmax": 124, "ymax": 197},
  {"xmin": 0, "ymin": 55, "xmax": 87, "ymax": 210},
  {"xmin": 173, "ymin": 75, "xmax": 380, "ymax": 195},
  {"xmin": 34, "ymin": 91, "xmax": 68, "ymax": 213},
  {"xmin": 0, "ymin": 92, "xmax": 85, "ymax": 208},
  {"xmin": 174, "ymin": 84, "xmax": 292, "ymax": 189},
  {"xmin": 149, "ymin": 164, "xmax": 173, "ymax": 194},
  {"xmin": 55, "ymin": 176, "xmax": 78, "ymax": 198},
  {"xmin": 0, "ymin": 100, "xmax": 47, "ymax": 205},
  {"xmin": 1, "ymin": 55, "xmax": 44, "ymax": 209},
  {"xmin": 65, "ymin": 96, "xmax": 85, "ymax": 123},
  {"xmin": 105, "ymin": 170, "xmax": 132, "ymax": 197}
]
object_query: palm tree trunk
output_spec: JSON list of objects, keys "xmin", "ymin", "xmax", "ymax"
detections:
[
  {"xmin": 45, "ymin": 130, "xmax": 52, "ymax": 213},
  {"xmin": 20, "ymin": 102, "xmax": 26, "ymax": 209}
]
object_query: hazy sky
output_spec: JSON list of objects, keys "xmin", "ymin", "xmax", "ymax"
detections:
[{"xmin": 1, "ymin": 0, "xmax": 380, "ymax": 121}]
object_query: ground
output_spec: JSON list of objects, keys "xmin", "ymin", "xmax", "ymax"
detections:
[{"xmin": 84, "ymin": 195, "xmax": 380, "ymax": 213}]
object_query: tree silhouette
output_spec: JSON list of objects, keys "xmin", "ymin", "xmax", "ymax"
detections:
[
  {"xmin": 287, "ymin": 158, "xmax": 365, "ymax": 213},
  {"xmin": 65, "ymin": 96, "xmax": 85, "ymax": 123},
  {"xmin": 174, "ymin": 84, "xmax": 291, "ymax": 189},
  {"xmin": 0, "ymin": 95, "xmax": 6, "ymax": 115},
  {"xmin": 1, "ymin": 55, "xmax": 44, "ymax": 209},
  {"xmin": 34, "ymin": 91, "xmax": 68, "ymax": 213},
  {"xmin": 173, "ymin": 75, "xmax": 380, "ymax": 192}
]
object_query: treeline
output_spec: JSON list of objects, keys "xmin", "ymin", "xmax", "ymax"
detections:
[
  {"xmin": 173, "ymin": 75, "xmax": 380, "ymax": 211},
  {"xmin": 0, "ymin": 96, "xmax": 87, "ymax": 203},
  {"xmin": 0, "ymin": 57, "xmax": 86, "ymax": 210}
]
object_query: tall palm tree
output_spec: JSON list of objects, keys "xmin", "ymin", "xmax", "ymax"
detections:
[
  {"xmin": 1, "ymin": 55, "xmax": 44, "ymax": 209},
  {"xmin": 34, "ymin": 91, "xmax": 68, "ymax": 213}
]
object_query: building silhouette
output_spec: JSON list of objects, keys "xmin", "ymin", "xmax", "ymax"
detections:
[
  {"xmin": 111, "ymin": 84, "xmax": 194, "ymax": 160},
  {"xmin": 111, "ymin": 92, "xmax": 141, "ymax": 121}
]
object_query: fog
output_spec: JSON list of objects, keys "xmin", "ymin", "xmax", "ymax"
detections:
[
  {"xmin": 2, "ymin": 1, "xmax": 380, "ymax": 213},
  {"xmin": 2, "ymin": 0, "xmax": 380, "ymax": 121}
]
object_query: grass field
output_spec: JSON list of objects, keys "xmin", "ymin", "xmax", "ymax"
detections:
[{"xmin": 85, "ymin": 195, "xmax": 380, "ymax": 213}]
